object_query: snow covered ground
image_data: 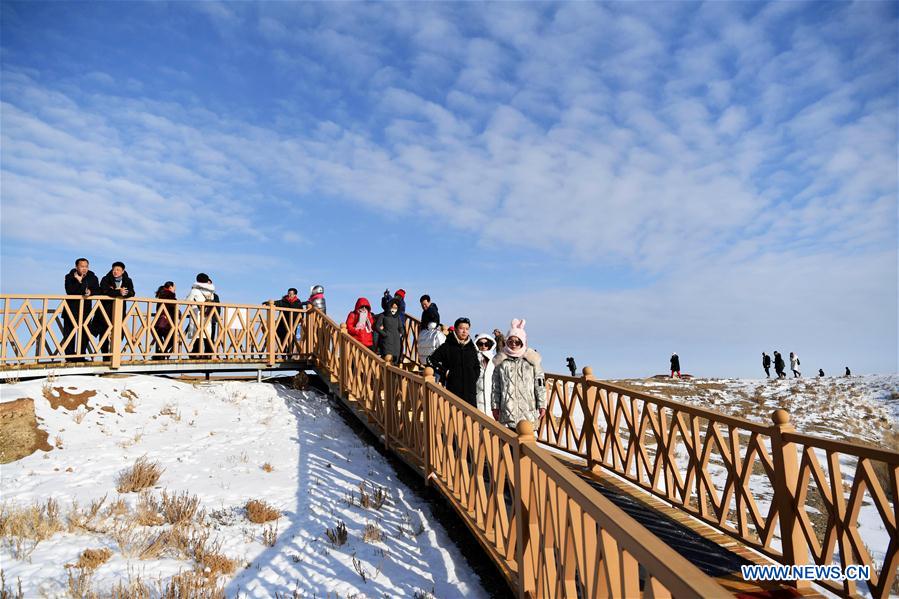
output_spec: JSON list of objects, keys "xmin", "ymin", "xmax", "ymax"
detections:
[{"xmin": 0, "ymin": 374, "xmax": 490, "ymax": 598}]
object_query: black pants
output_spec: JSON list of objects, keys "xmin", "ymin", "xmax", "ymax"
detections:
[{"xmin": 764, "ymin": 366, "xmax": 770, "ymax": 377}]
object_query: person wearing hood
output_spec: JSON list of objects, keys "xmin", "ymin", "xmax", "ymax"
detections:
[
  {"xmin": 773, "ymin": 351, "xmax": 786, "ymax": 379},
  {"xmin": 375, "ymin": 299, "xmax": 404, "ymax": 362},
  {"xmin": 152, "ymin": 281, "xmax": 176, "ymax": 359},
  {"xmin": 790, "ymin": 352, "xmax": 801, "ymax": 378},
  {"xmin": 91, "ymin": 261, "xmax": 135, "ymax": 355},
  {"xmin": 670, "ymin": 353, "xmax": 681, "ymax": 378},
  {"xmin": 309, "ymin": 284, "xmax": 327, "ymax": 314},
  {"xmin": 474, "ymin": 333, "xmax": 496, "ymax": 415},
  {"xmin": 185, "ymin": 273, "xmax": 216, "ymax": 357},
  {"xmin": 491, "ymin": 319, "xmax": 546, "ymax": 429},
  {"xmin": 346, "ymin": 298, "xmax": 376, "ymax": 352},
  {"xmin": 428, "ymin": 317, "xmax": 480, "ymax": 406},
  {"xmin": 418, "ymin": 322, "xmax": 446, "ymax": 365},
  {"xmin": 382, "ymin": 289, "xmax": 407, "ymax": 327},
  {"xmin": 63, "ymin": 258, "xmax": 100, "ymax": 361}
]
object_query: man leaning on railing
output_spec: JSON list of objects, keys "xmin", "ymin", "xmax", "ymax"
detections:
[{"xmin": 63, "ymin": 258, "xmax": 100, "ymax": 362}]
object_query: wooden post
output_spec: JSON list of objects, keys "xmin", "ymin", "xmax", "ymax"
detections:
[
  {"xmin": 770, "ymin": 408, "xmax": 809, "ymax": 587},
  {"xmin": 423, "ymin": 366, "xmax": 435, "ymax": 485},
  {"xmin": 266, "ymin": 301, "xmax": 276, "ymax": 367},
  {"xmin": 582, "ymin": 366, "xmax": 601, "ymax": 474},
  {"xmin": 339, "ymin": 323, "xmax": 348, "ymax": 397},
  {"xmin": 110, "ymin": 298, "xmax": 123, "ymax": 369},
  {"xmin": 516, "ymin": 420, "xmax": 536, "ymax": 598},
  {"xmin": 383, "ymin": 355, "xmax": 393, "ymax": 450}
]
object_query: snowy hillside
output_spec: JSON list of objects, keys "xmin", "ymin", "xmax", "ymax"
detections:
[
  {"xmin": 605, "ymin": 375, "xmax": 899, "ymax": 447},
  {"xmin": 0, "ymin": 374, "xmax": 489, "ymax": 598}
]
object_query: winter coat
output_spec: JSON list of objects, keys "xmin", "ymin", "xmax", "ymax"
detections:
[
  {"xmin": 346, "ymin": 298, "xmax": 376, "ymax": 348},
  {"xmin": 428, "ymin": 333, "xmax": 480, "ymax": 407},
  {"xmin": 376, "ymin": 310, "xmax": 404, "ymax": 359},
  {"xmin": 90, "ymin": 270, "xmax": 135, "ymax": 335},
  {"xmin": 762, "ymin": 354, "xmax": 771, "ymax": 368},
  {"xmin": 774, "ymin": 353, "xmax": 785, "ymax": 372},
  {"xmin": 421, "ymin": 303, "xmax": 440, "ymax": 329},
  {"xmin": 185, "ymin": 281, "xmax": 216, "ymax": 341},
  {"xmin": 64, "ymin": 268, "xmax": 100, "ymax": 321},
  {"xmin": 381, "ymin": 293, "xmax": 406, "ymax": 327},
  {"xmin": 418, "ymin": 322, "xmax": 446, "ymax": 363},
  {"xmin": 492, "ymin": 349, "xmax": 546, "ymax": 428},
  {"xmin": 309, "ymin": 293, "xmax": 327, "ymax": 314},
  {"xmin": 274, "ymin": 295, "xmax": 304, "ymax": 310},
  {"xmin": 154, "ymin": 288, "xmax": 177, "ymax": 332},
  {"xmin": 670, "ymin": 354, "xmax": 680, "ymax": 372},
  {"xmin": 790, "ymin": 354, "xmax": 801, "ymax": 373},
  {"xmin": 474, "ymin": 334, "xmax": 496, "ymax": 415}
]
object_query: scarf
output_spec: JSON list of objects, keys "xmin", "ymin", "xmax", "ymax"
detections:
[
  {"xmin": 114, "ymin": 276, "xmax": 123, "ymax": 289},
  {"xmin": 355, "ymin": 308, "xmax": 372, "ymax": 333}
]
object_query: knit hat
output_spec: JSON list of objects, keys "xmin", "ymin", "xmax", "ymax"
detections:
[
  {"xmin": 395, "ymin": 289, "xmax": 406, "ymax": 298},
  {"xmin": 503, "ymin": 319, "xmax": 528, "ymax": 357}
]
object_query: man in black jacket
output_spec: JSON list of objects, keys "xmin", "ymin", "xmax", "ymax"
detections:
[
  {"xmin": 63, "ymin": 258, "xmax": 100, "ymax": 361},
  {"xmin": 427, "ymin": 317, "xmax": 480, "ymax": 406},
  {"xmin": 420, "ymin": 294, "xmax": 440, "ymax": 329},
  {"xmin": 762, "ymin": 352, "xmax": 771, "ymax": 378},
  {"xmin": 92, "ymin": 261, "xmax": 135, "ymax": 355}
]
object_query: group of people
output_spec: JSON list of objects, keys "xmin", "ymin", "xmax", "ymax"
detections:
[
  {"xmin": 343, "ymin": 290, "xmax": 546, "ymax": 430},
  {"xmin": 761, "ymin": 352, "xmax": 850, "ymax": 379}
]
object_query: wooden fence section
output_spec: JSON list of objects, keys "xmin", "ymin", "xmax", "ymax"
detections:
[
  {"xmin": 399, "ymin": 313, "xmax": 897, "ymax": 598},
  {"xmin": 1, "ymin": 295, "xmax": 307, "ymax": 368}
]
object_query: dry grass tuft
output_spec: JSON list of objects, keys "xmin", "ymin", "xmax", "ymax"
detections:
[
  {"xmin": 67, "ymin": 495, "xmax": 109, "ymax": 534},
  {"xmin": 160, "ymin": 571, "xmax": 224, "ymax": 599},
  {"xmin": 1, "ymin": 569, "xmax": 23, "ymax": 599},
  {"xmin": 67, "ymin": 547, "xmax": 112, "ymax": 571},
  {"xmin": 325, "ymin": 520, "xmax": 348, "ymax": 547},
  {"xmin": 161, "ymin": 490, "xmax": 202, "ymax": 525},
  {"xmin": 261, "ymin": 524, "xmax": 278, "ymax": 547},
  {"xmin": 135, "ymin": 492, "xmax": 164, "ymax": 526},
  {"xmin": 116, "ymin": 456, "xmax": 163, "ymax": 493},
  {"xmin": 159, "ymin": 403, "xmax": 181, "ymax": 422},
  {"xmin": 356, "ymin": 481, "xmax": 389, "ymax": 510},
  {"xmin": 245, "ymin": 500, "xmax": 280, "ymax": 524},
  {"xmin": 261, "ymin": 462, "xmax": 274, "ymax": 473},
  {"xmin": 0, "ymin": 499, "xmax": 63, "ymax": 559},
  {"xmin": 362, "ymin": 522, "xmax": 383, "ymax": 544}
]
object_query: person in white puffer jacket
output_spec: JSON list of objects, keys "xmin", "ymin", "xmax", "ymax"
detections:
[
  {"xmin": 491, "ymin": 319, "xmax": 546, "ymax": 429},
  {"xmin": 184, "ymin": 273, "xmax": 216, "ymax": 356},
  {"xmin": 418, "ymin": 321, "xmax": 446, "ymax": 364},
  {"xmin": 474, "ymin": 333, "xmax": 496, "ymax": 415}
]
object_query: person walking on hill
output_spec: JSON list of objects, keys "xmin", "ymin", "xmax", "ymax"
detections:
[
  {"xmin": 153, "ymin": 281, "xmax": 176, "ymax": 359},
  {"xmin": 773, "ymin": 351, "xmax": 786, "ymax": 379},
  {"xmin": 346, "ymin": 297, "xmax": 376, "ymax": 353},
  {"xmin": 818, "ymin": 368, "xmax": 825, "ymax": 377},
  {"xmin": 185, "ymin": 273, "xmax": 215, "ymax": 357},
  {"xmin": 670, "ymin": 353, "xmax": 681, "ymax": 378},
  {"xmin": 474, "ymin": 333, "xmax": 496, "ymax": 415},
  {"xmin": 63, "ymin": 258, "xmax": 100, "ymax": 361},
  {"xmin": 420, "ymin": 294, "xmax": 440, "ymax": 329},
  {"xmin": 845, "ymin": 366, "xmax": 851, "ymax": 377},
  {"xmin": 762, "ymin": 352, "xmax": 771, "ymax": 378},
  {"xmin": 492, "ymin": 319, "xmax": 546, "ymax": 429},
  {"xmin": 376, "ymin": 299, "xmax": 404, "ymax": 362},
  {"xmin": 790, "ymin": 352, "xmax": 801, "ymax": 378},
  {"xmin": 92, "ymin": 261, "xmax": 135, "ymax": 355},
  {"xmin": 309, "ymin": 285, "xmax": 327, "ymax": 314},
  {"xmin": 428, "ymin": 317, "xmax": 480, "ymax": 407}
]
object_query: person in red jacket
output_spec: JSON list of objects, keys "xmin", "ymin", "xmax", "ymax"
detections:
[{"xmin": 346, "ymin": 297, "xmax": 376, "ymax": 352}]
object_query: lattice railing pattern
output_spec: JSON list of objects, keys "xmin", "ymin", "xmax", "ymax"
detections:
[{"xmin": 1, "ymin": 295, "xmax": 307, "ymax": 367}]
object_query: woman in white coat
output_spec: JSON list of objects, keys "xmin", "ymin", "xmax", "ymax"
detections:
[
  {"xmin": 185, "ymin": 273, "xmax": 216, "ymax": 356},
  {"xmin": 474, "ymin": 333, "xmax": 496, "ymax": 415}
]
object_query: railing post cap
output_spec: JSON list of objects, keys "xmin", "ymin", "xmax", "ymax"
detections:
[
  {"xmin": 339, "ymin": 322, "xmax": 347, "ymax": 332},
  {"xmin": 772, "ymin": 409, "xmax": 791, "ymax": 426},
  {"xmin": 423, "ymin": 366, "xmax": 434, "ymax": 378},
  {"xmin": 582, "ymin": 366, "xmax": 594, "ymax": 379},
  {"xmin": 516, "ymin": 420, "xmax": 535, "ymax": 440}
]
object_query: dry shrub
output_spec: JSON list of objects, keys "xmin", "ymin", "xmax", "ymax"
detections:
[
  {"xmin": 188, "ymin": 528, "xmax": 236, "ymax": 576},
  {"xmin": 104, "ymin": 497, "xmax": 129, "ymax": 518},
  {"xmin": 1, "ymin": 570, "xmax": 23, "ymax": 599},
  {"xmin": 292, "ymin": 372, "xmax": 309, "ymax": 390},
  {"xmin": 67, "ymin": 495, "xmax": 108, "ymax": 533},
  {"xmin": 357, "ymin": 481, "xmax": 389, "ymax": 510},
  {"xmin": 112, "ymin": 521, "xmax": 188, "ymax": 560},
  {"xmin": 325, "ymin": 520, "xmax": 348, "ymax": 547},
  {"xmin": 67, "ymin": 547, "xmax": 112, "ymax": 571},
  {"xmin": 66, "ymin": 565, "xmax": 94, "ymax": 598},
  {"xmin": 362, "ymin": 522, "xmax": 382, "ymax": 544},
  {"xmin": 245, "ymin": 500, "xmax": 279, "ymax": 524},
  {"xmin": 161, "ymin": 490, "xmax": 202, "ymax": 525},
  {"xmin": 160, "ymin": 403, "xmax": 181, "ymax": 422},
  {"xmin": 116, "ymin": 456, "xmax": 163, "ymax": 493},
  {"xmin": 159, "ymin": 571, "xmax": 224, "ymax": 599},
  {"xmin": 121, "ymin": 389, "xmax": 139, "ymax": 414},
  {"xmin": 261, "ymin": 523, "xmax": 278, "ymax": 547},
  {"xmin": 261, "ymin": 462, "xmax": 274, "ymax": 473},
  {"xmin": 0, "ymin": 499, "xmax": 63, "ymax": 558},
  {"xmin": 135, "ymin": 492, "xmax": 164, "ymax": 526}
]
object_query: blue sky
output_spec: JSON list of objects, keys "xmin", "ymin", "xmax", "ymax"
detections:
[{"xmin": 1, "ymin": 1, "xmax": 896, "ymax": 378}]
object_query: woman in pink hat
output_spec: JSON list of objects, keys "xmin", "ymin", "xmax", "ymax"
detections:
[{"xmin": 491, "ymin": 319, "xmax": 546, "ymax": 429}]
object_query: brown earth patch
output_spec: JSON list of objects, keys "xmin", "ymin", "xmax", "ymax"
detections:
[
  {"xmin": 42, "ymin": 387, "xmax": 96, "ymax": 411},
  {"xmin": 0, "ymin": 398, "xmax": 53, "ymax": 463},
  {"xmin": 100, "ymin": 406, "xmax": 116, "ymax": 413}
]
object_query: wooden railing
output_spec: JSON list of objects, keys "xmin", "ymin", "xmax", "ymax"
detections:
[
  {"xmin": 1, "ymin": 294, "xmax": 307, "ymax": 368},
  {"xmin": 400, "ymin": 312, "xmax": 898, "ymax": 598}
]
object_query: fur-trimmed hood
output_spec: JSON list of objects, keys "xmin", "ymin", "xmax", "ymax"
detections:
[{"xmin": 493, "ymin": 347, "xmax": 541, "ymax": 368}]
